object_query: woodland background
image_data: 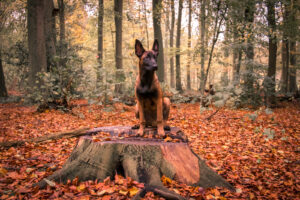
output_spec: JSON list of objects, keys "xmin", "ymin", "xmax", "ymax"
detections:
[
  {"xmin": 0, "ymin": 0, "xmax": 299, "ymax": 199},
  {"xmin": 0, "ymin": 0, "xmax": 299, "ymax": 106}
]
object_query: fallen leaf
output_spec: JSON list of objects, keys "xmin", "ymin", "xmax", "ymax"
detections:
[
  {"xmin": 129, "ymin": 186, "xmax": 139, "ymax": 197},
  {"xmin": 44, "ymin": 178, "xmax": 56, "ymax": 187}
]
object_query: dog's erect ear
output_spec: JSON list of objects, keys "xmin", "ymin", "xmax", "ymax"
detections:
[
  {"xmin": 152, "ymin": 39, "xmax": 159, "ymax": 56},
  {"xmin": 135, "ymin": 39, "xmax": 145, "ymax": 58}
]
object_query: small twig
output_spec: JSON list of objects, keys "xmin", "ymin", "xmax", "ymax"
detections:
[{"xmin": 205, "ymin": 107, "xmax": 222, "ymax": 121}]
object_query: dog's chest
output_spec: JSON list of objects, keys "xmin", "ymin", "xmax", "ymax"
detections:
[{"xmin": 136, "ymin": 84, "xmax": 158, "ymax": 99}]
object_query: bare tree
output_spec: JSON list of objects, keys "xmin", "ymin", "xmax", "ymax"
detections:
[
  {"xmin": 58, "ymin": 0, "xmax": 66, "ymax": 71},
  {"xmin": 243, "ymin": 0, "xmax": 255, "ymax": 93},
  {"xmin": 27, "ymin": 0, "xmax": 47, "ymax": 86},
  {"xmin": 288, "ymin": 0, "xmax": 297, "ymax": 93},
  {"xmin": 142, "ymin": 0, "xmax": 149, "ymax": 49},
  {"xmin": 153, "ymin": 0, "xmax": 165, "ymax": 82},
  {"xmin": 97, "ymin": 0, "xmax": 104, "ymax": 83},
  {"xmin": 201, "ymin": 0, "xmax": 227, "ymax": 94},
  {"xmin": 264, "ymin": 0, "xmax": 277, "ymax": 105},
  {"xmin": 114, "ymin": 0, "xmax": 124, "ymax": 94},
  {"xmin": 175, "ymin": 0, "xmax": 183, "ymax": 91},
  {"xmin": 169, "ymin": 0, "xmax": 175, "ymax": 88},
  {"xmin": 0, "ymin": 51, "xmax": 7, "ymax": 97},
  {"xmin": 44, "ymin": 0, "xmax": 56, "ymax": 72},
  {"xmin": 186, "ymin": 0, "xmax": 192, "ymax": 90},
  {"xmin": 199, "ymin": 0, "xmax": 206, "ymax": 91},
  {"xmin": 0, "ymin": 4, "xmax": 7, "ymax": 97}
]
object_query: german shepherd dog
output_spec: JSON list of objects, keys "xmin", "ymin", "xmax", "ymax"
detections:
[{"xmin": 134, "ymin": 39, "xmax": 170, "ymax": 137}]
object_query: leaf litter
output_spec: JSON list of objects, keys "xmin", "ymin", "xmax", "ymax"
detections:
[{"xmin": 0, "ymin": 101, "xmax": 299, "ymax": 199}]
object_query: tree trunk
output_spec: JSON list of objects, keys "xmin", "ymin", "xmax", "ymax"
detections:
[
  {"xmin": 58, "ymin": 0, "xmax": 65, "ymax": 44},
  {"xmin": 164, "ymin": 2, "xmax": 169, "ymax": 84},
  {"xmin": 221, "ymin": 21, "xmax": 230, "ymax": 87},
  {"xmin": 28, "ymin": 0, "xmax": 47, "ymax": 87},
  {"xmin": 97, "ymin": 0, "xmax": 104, "ymax": 83},
  {"xmin": 199, "ymin": 0, "xmax": 206, "ymax": 91},
  {"xmin": 114, "ymin": 0, "xmax": 124, "ymax": 94},
  {"xmin": 169, "ymin": 0, "xmax": 175, "ymax": 88},
  {"xmin": 232, "ymin": 42, "xmax": 242, "ymax": 85},
  {"xmin": 232, "ymin": 14, "xmax": 242, "ymax": 86},
  {"xmin": 201, "ymin": 1, "xmax": 225, "ymax": 94},
  {"xmin": 0, "ymin": 51, "xmax": 7, "ymax": 97},
  {"xmin": 288, "ymin": 0, "xmax": 297, "ymax": 94},
  {"xmin": 243, "ymin": 0, "xmax": 255, "ymax": 94},
  {"xmin": 264, "ymin": 0, "xmax": 277, "ymax": 106},
  {"xmin": 58, "ymin": 0, "xmax": 66, "ymax": 71},
  {"xmin": 280, "ymin": 39, "xmax": 289, "ymax": 93},
  {"xmin": 289, "ymin": 40, "xmax": 297, "ymax": 93},
  {"xmin": 279, "ymin": 1, "xmax": 290, "ymax": 94},
  {"xmin": 186, "ymin": 0, "xmax": 192, "ymax": 90},
  {"xmin": 142, "ymin": 0, "xmax": 149, "ymax": 49},
  {"xmin": 44, "ymin": 0, "xmax": 56, "ymax": 72},
  {"xmin": 153, "ymin": 0, "xmax": 165, "ymax": 82},
  {"xmin": 175, "ymin": 0, "xmax": 183, "ymax": 91},
  {"xmin": 37, "ymin": 126, "xmax": 235, "ymax": 199}
]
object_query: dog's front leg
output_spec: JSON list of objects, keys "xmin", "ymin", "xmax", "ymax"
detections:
[
  {"xmin": 157, "ymin": 97, "xmax": 165, "ymax": 137},
  {"xmin": 138, "ymin": 101, "xmax": 145, "ymax": 136}
]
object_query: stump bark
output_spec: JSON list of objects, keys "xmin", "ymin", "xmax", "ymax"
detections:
[{"xmin": 37, "ymin": 126, "xmax": 234, "ymax": 199}]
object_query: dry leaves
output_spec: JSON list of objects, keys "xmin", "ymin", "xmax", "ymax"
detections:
[{"xmin": 0, "ymin": 101, "xmax": 299, "ymax": 199}]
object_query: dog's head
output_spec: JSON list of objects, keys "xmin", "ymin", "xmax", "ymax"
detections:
[{"xmin": 135, "ymin": 39, "xmax": 159, "ymax": 71}]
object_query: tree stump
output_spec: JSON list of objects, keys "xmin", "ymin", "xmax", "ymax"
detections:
[{"xmin": 37, "ymin": 126, "xmax": 234, "ymax": 199}]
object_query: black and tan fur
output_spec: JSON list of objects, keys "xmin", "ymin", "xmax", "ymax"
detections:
[{"xmin": 134, "ymin": 39, "xmax": 170, "ymax": 137}]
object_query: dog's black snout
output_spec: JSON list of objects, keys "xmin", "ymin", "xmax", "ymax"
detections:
[{"xmin": 153, "ymin": 65, "xmax": 158, "ymax": 71}]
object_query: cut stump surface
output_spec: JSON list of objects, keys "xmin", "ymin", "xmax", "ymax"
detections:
[{"xmin": 38, "ymin": 126, "xmax": 234, "ymax": 199}]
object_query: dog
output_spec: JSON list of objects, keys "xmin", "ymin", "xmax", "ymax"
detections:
[{"xmin": 134, "ymin": 39, "xmax": 170, "ymax": 137}]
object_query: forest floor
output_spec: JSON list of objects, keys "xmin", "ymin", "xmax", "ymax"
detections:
[{"xmin": 0, "ymin": 99, "xmax": 299, "ymax": 200}]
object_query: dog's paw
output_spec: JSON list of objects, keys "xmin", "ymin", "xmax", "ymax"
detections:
[
  {"xmin": 157, "ymin": 127, "xmax": 165, "ymax": 137},
  {"xmin": 137, "ymin": 128, "xmax": 144, "ymax": 137},
  {"xmin": 132, "ymin": 124, "xmax": 140, "ymax": 129},
  {"xmin": 164, "ymin": 125, "xmax": 171, "ymax": 131}
]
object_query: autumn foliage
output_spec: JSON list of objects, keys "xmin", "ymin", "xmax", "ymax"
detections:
[{"xmin": 0, "ymin": 100, "xmax": 299, "ymax": 199}]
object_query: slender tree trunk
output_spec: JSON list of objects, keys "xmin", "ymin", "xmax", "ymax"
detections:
[
  {"xmin": 280, "ymin": 39, "xmax": 289, "ymax": 93},
  {"xmin": 58, "ymin": 0, "xmax": 65, "ymax": 46},
  {"xmin": 175, "ymin": 0, "xmax": 183, "ymax": 91},
  {"xmin": 142, "ymin": 0, "xmax": 149, "ymax": 49},
  {"xmin": 279, "ymin": 1, "xmax": 290, "ymax": 93},
  {"xmin": 199, "ymin": 0, "xmax": 205, "ymax": 91},
  {"xmin": 44, "ymin": 0, "xmax": 56, "ymax": 72},
  {"xmin": 169, "ymin": 0, "xmax": 175, "ymax": 88},
  {"xmin": 231, "ymin": 10, "xmax": 242, "ymax": 85},
  {"xmin": 0, "ymin": 51, "xmax": 7, "ymax": 97},
  {"xmin": 232, "ymin": 16, "xmax": 242, "ymax": 85},
  {"xmin": 28, "ymin": 0, "xmax": 47, "ymax": 87},
  {"xmin": 97, "ymin": 0, "xmax": 104, "ymax": 83},
  {"xmin": 201, "ymin": 1, "xmax": 225, "ymax": 94},
  {"xmin": 164, "ymin": 2, "xmax": 169, "ymax": 84},
  {"xmin": 152, "ymin": 0, "xmax": 165, "ymax": 82},
  {"xmin": 289, "ymin": 40, "xmax": 297, "ymax": 93},
  {"xmin": 0, "ymin": 15, "xmax": 7, "ymax": 97},
  {"xmin": 288, "ymin": 0, "xmax": 297, "ymax": 93},
  {"xmin": 114, "ymin": 0, "xmax": 124, "ymax": 94},
  {"xmin": 58, "ymin": 0, "xmax": 66, "ymax": 73},
  {"xmin": 264, "ymin": 0, "xmax": 277, "ymax": 105},
  {"xmin": 236, "ymin": 50, "xmax": 242, "ymax": 83},
  {"xmin": 222, "ymin": 20, "xmax": 230, "ymax": 86},
  {"xmin": 243, "ymin": 0, "xmax": 255, "ymax": 93},
  {"xmin": 186, "ymin": 0, "xmax": 192, "ymax": 90}
]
